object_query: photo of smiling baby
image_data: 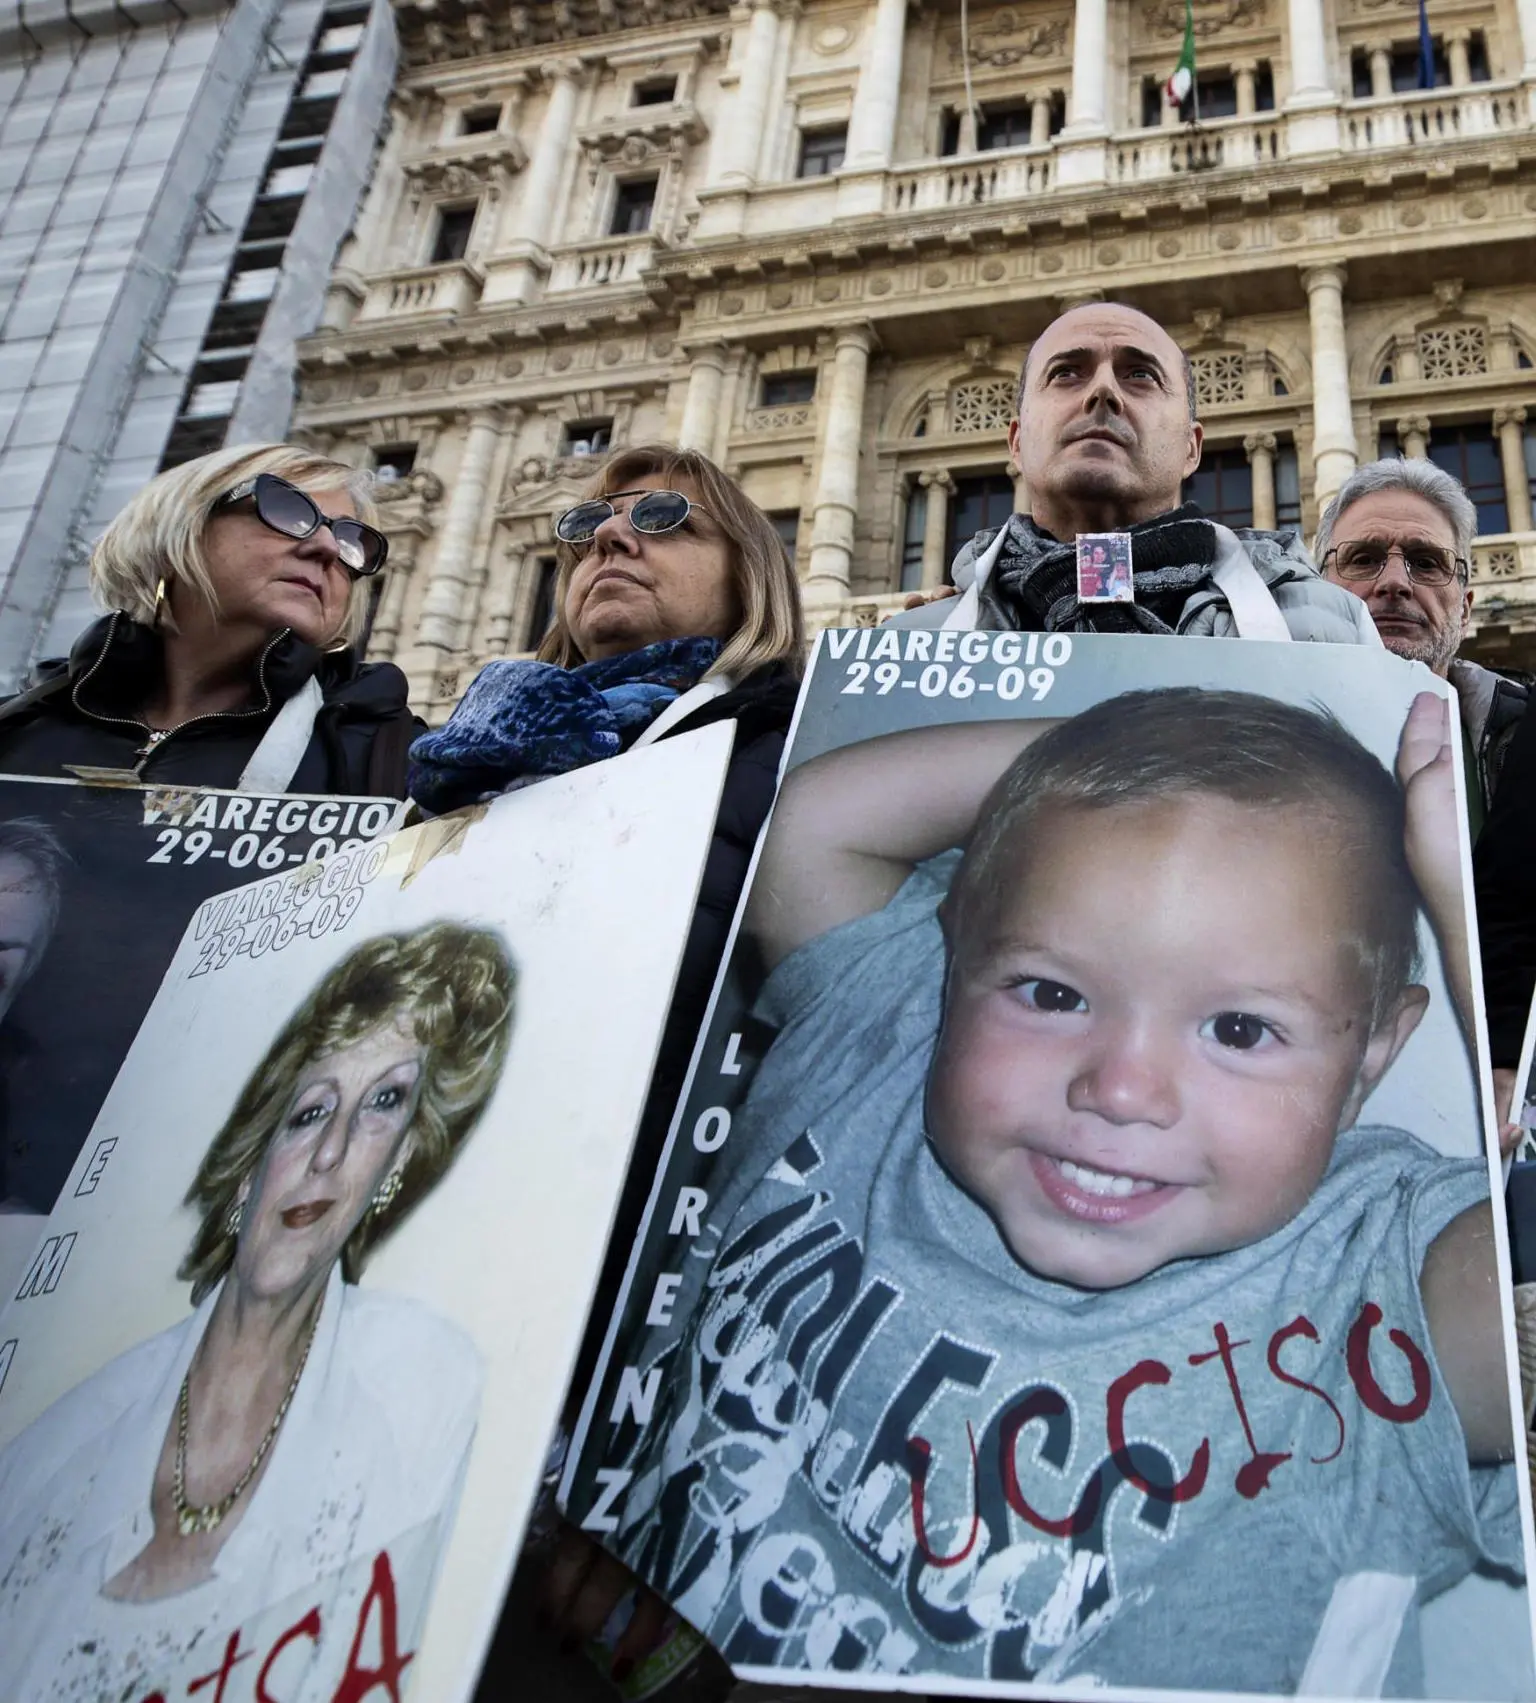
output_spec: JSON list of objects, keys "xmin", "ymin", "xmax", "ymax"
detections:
[{"xmin": 581, "ymin": 675, "xmax": 1530, "ymax": 1698}]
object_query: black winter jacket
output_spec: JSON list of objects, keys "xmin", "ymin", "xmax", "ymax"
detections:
[{"xmin": 0, "ymin": 615, "xmax": 422, "ymax": 798}]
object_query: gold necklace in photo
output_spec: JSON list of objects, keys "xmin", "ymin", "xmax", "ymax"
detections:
[{"xmin": 172, "ymin": 1303, "xmax": 321, "ymax": 1539}]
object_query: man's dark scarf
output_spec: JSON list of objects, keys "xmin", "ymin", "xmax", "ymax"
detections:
[{"xmin": 978, "ymin": 504, "xmax": 1228, "ymax": 634}]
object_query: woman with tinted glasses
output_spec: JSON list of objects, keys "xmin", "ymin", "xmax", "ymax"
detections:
[
  {"xmin": 411, "ymin": 446, "xmax": 803, "ymax": 1693},
  {"xmin": 0, "ymin": 444, "xmax": 421, "ymax": 798}
]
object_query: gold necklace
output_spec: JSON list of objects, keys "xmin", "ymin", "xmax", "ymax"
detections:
[{"xmin": 172, "ymin": 1304, "xmax": 321, "ymax": 1539}]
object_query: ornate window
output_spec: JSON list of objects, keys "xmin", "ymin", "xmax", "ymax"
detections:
[
  {"xmin": 951, "ymin": 378, "xmax": 1016, "ymax": 434},
  {"xmin": 1418, "ymin": 324, "xmax": 1488, "ymax": 380},
  {"xmin": 1190, "ymin": 352, "xmax": 1245, "ymax": 409}
]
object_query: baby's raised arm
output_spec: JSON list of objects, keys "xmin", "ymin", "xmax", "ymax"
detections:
[
  {"xmin": 748, "ymin": 720, "xmax": 1052, "ymax": 970},
  {"xmin": 1420, "ymin": 1202, "xmax": 1515, "ymax": 1463},
  {"xmin": 1397, "ymin": 690, "xmax": 1474, "ymax": 1042}
]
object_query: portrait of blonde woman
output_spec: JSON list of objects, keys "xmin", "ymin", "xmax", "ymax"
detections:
[{"xmin": 0, "ymin": 922, "xmax": 514, "ymax": 1701}]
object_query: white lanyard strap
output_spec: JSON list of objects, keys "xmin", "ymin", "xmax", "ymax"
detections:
[
  {"xmin": 632, "ymin": 675, "xmax": 734, "ymax": 747},
  {"xmin": 1209, "ymin": 526, "xmax": 1293, "ymax": 642},
  {"xmin": 939, "ymin": 527, "xmax": 1011, "ymax": 632},
  {"xmin": 236, "ymin": 676, "xmax": 325, "ymax": 793}
]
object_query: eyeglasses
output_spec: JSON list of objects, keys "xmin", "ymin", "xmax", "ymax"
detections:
[
  {"xmin": 216, "ymin": 474, "xmax": 389, "ymax": 578},
  {"xmin": 1323, "ymin": 540, "xmax": 1467, "ymax": 588},
  {"xmin": 554, "ymin": 488, "xmax": 714, "ymax": 546}
]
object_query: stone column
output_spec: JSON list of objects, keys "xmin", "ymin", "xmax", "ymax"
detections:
[
  {"xmin": 369, "ymin": 539, "xmax": 417, "ymax": 661},
  {"xmin": 1302, "ymin": 265, "xmax": 1358, "ymax": 505},
  {"xmin": 483, "ymin": 544, "xmax": 533, "ymax": 654},
  {"xmin": 1066, "ymin": 0, "xmax": 1109, "ymax": 131},
  {"xmin": 1245, "ymin": 432, "xmax": 1279, "ymax": 530},
  {"xmin": 678, "ymin": 344, "xmax": 728, "ymax": 452},
  {"xmin": 485, "ymin": 60, "xmax": 584, "ymax": 305},
  {"xmin": 1395, "ymin": 415, "xmax": 1431, "ymax": 459},
  {"xmin": 1030, "ymin": 91, "xmax": 1053, "ymax": 144},
  {"xmin": 1285, "ymin": 0, "xmax": 1333, "ymax": 103},
  {"xmin": 1368, "ymin": 43, "xmax": 1393, "ymax": 98},
  {"xmin": 712, "ymin": 0, "xmax": 781, "ymax": 185},
  {"xmin": 1519, "ymin": 0, "xmax": 1536, "ymax": 77},
  {"xmin": 518, "ymin": 63, "xmax": 581, "ymax": 246},
  {"xmin": 918, "ymin": 470, "xmax": 954, "ymax": 590},
  {"xmin": 1233, "ymin": 59, "xmax": 1259, "ymax": 115},
  {"xmin": 1495, "ymin": 406, "xmax": 1533, "ymax": 534},
  {"xmin": 1447, "ymin": 29, "xmax": 1472, "ymax": 86},
  {"xmin": 806, "ymin": 324, "xmax": 874, "ymax": 604},
  {"xmin": 846, "ymin": 0, "xmax": 908, "ymax": 169},
  {"xmin": 415, "ymin": 409, "xmax": 506, "ymax": 651}
]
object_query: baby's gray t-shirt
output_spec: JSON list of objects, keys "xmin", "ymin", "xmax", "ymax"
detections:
[{"xmin": 613, "ymin": 854, "xmax": 1521, "ymax": 1692}]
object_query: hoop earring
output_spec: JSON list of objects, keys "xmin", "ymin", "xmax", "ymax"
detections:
[
  {"xmin": 226, "ymin": 1198, "xmax": 243, "ymax": 1239},
  {"xmin": 370, "ymin": 1168, "xmax": 403, "ymax": 1216},
  {"xmin": 153, "ymin": 577, "xmax": 168, "ymax": 628}
]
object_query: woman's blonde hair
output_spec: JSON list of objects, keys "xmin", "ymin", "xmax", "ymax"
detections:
[
  {"xmin": 90, "ymin": 443, "xmax": 383, "ymax": 651},
  {"xmin": 536, "ymin": 444, "xmax": 805, "ymax": 679},
  {"xmin": 179, "ymin": 923, "xmax": 516, "ymax": 1304}
]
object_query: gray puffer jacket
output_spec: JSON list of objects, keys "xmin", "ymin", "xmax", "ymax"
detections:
[{"xmin": 888, "ymin": 506, "xmax": 1378, "ymax": 645}]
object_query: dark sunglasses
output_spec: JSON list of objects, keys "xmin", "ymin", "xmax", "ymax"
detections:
[
  {"xmin": 1323, "ymin": 540, "xmax": 1467, "ymax": 588},
  {"xmin": 216, "ymin": 473, "xmax": 389, "ymax": 578},
  {"xmin": 554, "ymin": 488, "xmax": 714, "ymax": 546}
]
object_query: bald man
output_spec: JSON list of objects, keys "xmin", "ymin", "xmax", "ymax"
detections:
[{"xmin": 894, "ymin": 302, "xmax": 1374, "ymax": 643}]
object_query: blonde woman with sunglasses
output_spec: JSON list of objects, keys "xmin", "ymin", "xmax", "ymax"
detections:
[{"xmin": 0, "ymin": 444, "xmax": 420, "ymax": 798}]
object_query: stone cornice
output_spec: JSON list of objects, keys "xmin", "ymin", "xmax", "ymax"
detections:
[
  {"xmin": 297, "ymin": 140, "xmax": 1536, "ymax": 379},
  {"xmin": 392, "ymin": 0, "xmax": 732, "ymax": 71}
]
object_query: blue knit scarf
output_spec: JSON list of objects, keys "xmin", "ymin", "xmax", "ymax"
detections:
[{"xmin": 407, "ymin": 636, "xmax": 723, "ymax": 815}]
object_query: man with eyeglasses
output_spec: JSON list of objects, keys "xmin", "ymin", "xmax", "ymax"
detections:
[{"xmin": 1317, "ymin": 458, "xmax": 1526, "ymax": 837}]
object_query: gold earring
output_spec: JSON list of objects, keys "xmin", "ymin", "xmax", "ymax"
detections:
[
  {"xmin": 153, "ymin": 578, "xmax": 168, "ymax": 627},
  {"xmin": 370, "ymin": 1168, "xmax": 403, "ymax": 1216},
  {"xmin": 226, "ymin": 1198, "xmax": 243, "ymax": 1238}
]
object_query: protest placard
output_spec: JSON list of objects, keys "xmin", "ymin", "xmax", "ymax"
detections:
[
  {"xmin": 0, "ymin": 722, "xmax": 733, "ymax": 1703},
  {"xmin": 0, "ymin": 776, "xmax": 405, "ymax": 1221},
  {"xmin": 567, "ymin": 632, "xmax": 1535, "ymax": 1700}
]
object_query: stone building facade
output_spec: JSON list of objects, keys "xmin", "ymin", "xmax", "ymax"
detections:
[{"xmin": 291, "ymin": 0, "xmax": 1536, "ymax": 717}]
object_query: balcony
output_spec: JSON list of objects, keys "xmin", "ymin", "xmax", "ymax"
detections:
[
  {"xmin": 358, "ymin": 260, "xmax": 484, "ymax": 321},
  {"xmin": 1342, "ymin": 81, "xmax": 1524, "ymax": 150},
  {"xmin": 1111, "ymin": 113, "xmax": 1284, "ymax": 181},
  {"xmin": 546, "ymin": 233, "xmax": 658, "ymax": 294},
  {"xmin": 889, "ymin": 147, "xmax": 1053, "ymax": 213}
]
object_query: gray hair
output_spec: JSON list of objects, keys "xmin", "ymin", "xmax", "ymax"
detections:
[{"xmin": 1315, "ymin": 458, "xmax": 1477, "ymax": 571}]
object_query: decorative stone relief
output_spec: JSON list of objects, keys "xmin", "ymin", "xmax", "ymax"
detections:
[
  {"xmin": 947, "ymin": 11, "xmax": 1070, "ymax": 65},
  {"xmin": 1191, "ymin": 351, "xmax": 1245, "ymax": 407},
  {"xmin": 951, "ymin": 378, "xmax": 1016, "ymax": 433},
  {"xmin": 1483, "ymin": 547, "xmax": 1519, "ymax": 578},
  {"xmin": 1142, "ymin": 0, "xmax": 1267, "ymax": 35},
  {"xmin": 1418, "ymin": 323, "xmax": 1487, "ymax": 379}
]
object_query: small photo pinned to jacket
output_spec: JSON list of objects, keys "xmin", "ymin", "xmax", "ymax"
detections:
[{"xmin": 1077, "ymin": 531, "xmax": 1134, "ymax": 603}]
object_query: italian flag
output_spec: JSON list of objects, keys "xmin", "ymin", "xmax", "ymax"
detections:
[{"xmin": 1166, "ymin": 0, "xmax": 1196, "ymax": 103}]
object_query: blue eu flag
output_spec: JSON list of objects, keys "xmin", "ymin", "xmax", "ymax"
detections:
[{"xmin": 1418, "ymin": 0, "xmax": 1437, "ymax": 88}]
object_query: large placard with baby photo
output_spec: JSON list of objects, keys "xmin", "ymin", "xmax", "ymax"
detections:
[
  {"xmin": 566, "ymin": 631, "xmax": 1536, "ymax": 1701},
  {"xmin": 0, "ymin": 722, "xmax": 733, "ymax": 1703}
]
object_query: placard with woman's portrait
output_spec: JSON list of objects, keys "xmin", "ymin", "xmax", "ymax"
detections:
[{"xmin": 0, "ymin": 722, "xmax": 733, "ymax": 1703}]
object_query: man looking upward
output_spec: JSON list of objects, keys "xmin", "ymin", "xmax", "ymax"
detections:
[{"xmin": 895, "ymin": 301, "xmax": 1374, "ymax": 643}]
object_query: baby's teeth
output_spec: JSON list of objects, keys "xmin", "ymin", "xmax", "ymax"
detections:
[{"xmin": 1060, "ymin": 1158, "xmax": 1143, "ymax": 1197}]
